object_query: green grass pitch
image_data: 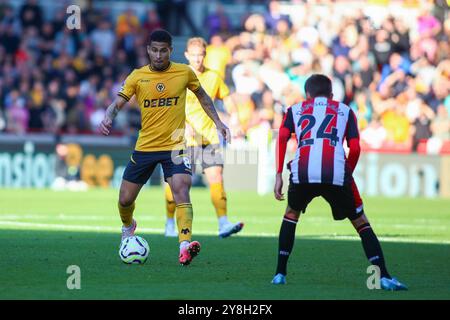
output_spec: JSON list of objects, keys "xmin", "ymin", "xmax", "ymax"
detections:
[{"xmin": 0, "ymin": 188, "xmax": 449, "ymax": 300}]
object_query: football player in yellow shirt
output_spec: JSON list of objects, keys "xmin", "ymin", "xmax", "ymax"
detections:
[
  {"xmin": 100, "ymin": 30, "xmax": 230, "ymax": 266},
  {"xmin": 164, "ymin": 37, "xmax": 244, "ymax": 239}
]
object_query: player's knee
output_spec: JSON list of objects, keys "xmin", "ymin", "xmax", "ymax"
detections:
[
  {"xmin": 206, "ymin": 172, "xmax": 223, "ymax": 184},
  {"xmin": 118, "ymin": 194, "xmax": 134, "ymax": 207},
  {"xmin": 171, "ymin": 179, "xmax": 191, "ymax": 193},
  {"xmin": 205, "ymin": 167, "xmax": 223, "ymax": 184},
  {"xmin": 285, "ymin": 206, "xmax": 300, "ymax": 220},
  {"xmin": 350, "ymin": 213, "xmax": 369, "ymax": 229},
  {"xmin": 171, "ymin": 180, "xmax": 191, "ymax": 204},
  {"xmin": 118, "ymin": 187, "xmax": 136, "ymax": 207},
  {"xmin": 172, "ymin": 190, "xmax": 190, "ymax": 204}
]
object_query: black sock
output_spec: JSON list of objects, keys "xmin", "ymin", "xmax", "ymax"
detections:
[
  {"xmin": 357, "ymin": 223, "xmax": 391, "ymax": 279},
  {"xmin": 275, "ymin": 215, "xmax": 298, "ymax": 276}
]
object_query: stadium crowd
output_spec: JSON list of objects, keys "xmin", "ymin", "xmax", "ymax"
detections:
[{"xmin": 0, "ymin": 0, "xmax": 449, "ymax": 153}]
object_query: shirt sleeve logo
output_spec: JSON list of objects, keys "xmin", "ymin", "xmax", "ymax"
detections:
[{"xmin": 156, "ymin": 83, "xmax": 165, "ymax": 92}]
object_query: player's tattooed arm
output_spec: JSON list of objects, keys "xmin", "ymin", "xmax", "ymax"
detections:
[
  {"xmin": 100, "ymin": 96, "xmax": 127, "ymax": 136},
  {"xmin": 194, "ymin": 87, "xmax": 221, "ymax": 123},
  {"xmin": 194, "ymin": 86, "xmax": 231, "ymax": 143}
]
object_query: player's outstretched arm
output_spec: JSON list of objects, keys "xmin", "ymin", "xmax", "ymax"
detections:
[
  {"xmin": 193, "ymin": 86, "xmax": 231, "ymax": 143},
  {"xmin": 100, "ymin": 96, "xmax": 128, "ymax": 136}
]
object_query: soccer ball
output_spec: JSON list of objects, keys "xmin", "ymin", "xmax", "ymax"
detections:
[{"xmin": 119, "ymin": 236, "xmax": 149, "ymax": 264}]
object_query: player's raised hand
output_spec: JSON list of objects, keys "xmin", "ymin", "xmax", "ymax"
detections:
[
  {"xmin": 217, "ymin": 122, "xmax": 231, "ymax": 144},
  {"xmin": 274, "ymin": 173, "xmax": 285, "ymax": 201},
  {"xmin": 100, "ymin": 116, "xmax": 112, "ymax": 136}
]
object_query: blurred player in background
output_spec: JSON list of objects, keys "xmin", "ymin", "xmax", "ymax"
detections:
[
  {"xmin": 100, "ymin": 29, "xmax": 230, "ymax": 266},
  {"xmin": 164, "ymin": 37, "xmax": 244, "ymax": 239},
  {"xmin": 272, "ymin": 74, "xmax": 407, "ymax": 291}
]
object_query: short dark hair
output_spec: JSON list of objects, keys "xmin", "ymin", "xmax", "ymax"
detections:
[
  {"xmin": 304, "ymin": 74, "xmax": 332, "ymax": 98},
  {"xmin": 148, "ymin": 29, "xmax": 172, "ymax": 47}
]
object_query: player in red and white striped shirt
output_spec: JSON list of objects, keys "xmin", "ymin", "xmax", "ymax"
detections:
[{"xmin": 271, "ymin": 74, "xmax": 407, "ymax": 291}]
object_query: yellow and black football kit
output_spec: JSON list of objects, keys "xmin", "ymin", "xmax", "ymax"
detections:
[
  {"xmin": 185, "ymin": 67, "xmax": 229, "ymax": 170},
  {"xmin": 119, "ymin": 62, "xmax": 200, "ymax": 184},
  {"xmin": 165, "ymin": 68, "xmax": 229, "ymax": 224},
  {"xmin": 185, "ymin": 67, "xmax": 229, "ymax": 147}
]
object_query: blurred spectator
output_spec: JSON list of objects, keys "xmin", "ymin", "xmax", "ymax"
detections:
[
  {"xmin": 417, "ymin": 5, "xmax": 442, "ymax": 38},
  {"xmin": 0, "ymin": 0, "xmax": 447, "ymax": 155},
  {"xmin": 91, "ymin": 21, "xmax": 115, "ymax": 59},
  {"xmin": 39, "ymin": 22, "xmax": 55, "ymax": 55},
  {"xmin": 54, "ymin": 27, "xmax": 77, "ymax": 57},
  {"xmin": 372, "ymin": 29, "xmax": 394, "ymax": 69},
  {"xmin": 51, "ymin": 8, "xmax": 66, "ymax": 33},
  {"xmin": 204, "ymin": 34, "xmax": 232, "ymax": 79},
  {"xmin": 253, "ymin": 89, "xmax": 283, "ymax": 130},
  {"xmin": 173, "ymin": 0, "xmax": 199, "ymax": 36},
  {"xmin": 264, "ymin": 0, "xmax": 290, "ymax": 32},
  {"xmin": 205, "ymin": 2, "xmax": 231, "ymax": 39},
  {"xmin": 116, "ymin": 9, "xmax": 140, "ymax": 39},
  {"xmin": 0, "ymin": 108, "xmax": 5, "ymax": 131},
  {"xmin": 231, "ymin": 60, "xmax": 262, "ymax": 95},
  {"xmin": 0, "ymin": 3, "xmax": 10, "ymax": 22},
  {"xmin": 411, "ymin": 102, "xmax": 434, "ymax": 151},
  {"xmin": 431, "ymin": 105, "xmax": 450, "ymax": 141},
  {"xmin": 360, "ymin": 116, "xmax": 387, "ymax": 149},
  {"xmin": 332, "ymin": 55, "xmax": 353, "ymax": 103},
  {"xmin": 0, "ymin": 23, "xmax": 19, "ymax": 54},
  {"xmin": 244, "ymin": 13, "xmax": 266, "ymax": 35},
  {"xmin": 259, "ymin": 59, "xmax": 290, "ymax": 101},
  {"xmin": 391, "ymin": 18, "xmax": 410, "ymax": 55},
  {"xmin": 352, "ymin": 55, "xmax": 376, "ymax": 92},
  {"xmin": 331, "ymin": 28, "xmax": 351, "ymax": 58},
  {"xmin": 427, "ymin": 104, "xmax": 450, "ymax": 153},
  {"xmin": 379, "ymin": 53, "xmax": 411, "ymax": 87},
  {"xmin": 84, "ymin": 0, "xmax": 103, "ymax": 34},
  {"xmin": 155, "ymin": 0, "xmax": 171, "ymax": 32},
  {"xmin": 142, "ymin": 8, "xmax": 162, "ymax": 38},
  {"xmin": 66, "ymin": 100, "xmax": 88, "ymax": 133},
  {"xmin": 350, "ymin": 91, "xmax": 372, "ymax": 130},
  {"xmin": 19, "ymin": 0, "xmax": 42, "ymax": 31},
  {"xmin": 422, "ymin": 77, "xmax": 449, "ymax": 113},
  {"xmin": 28, "ymin": 81, "xmax": 46, "ymax": 130},
  {"xmin": 126, "ymin": 103, "xmax": 142, "ymax": 134},
  {"xmin": 1, "ymin": 4, "xmax": 20, "ymax": 31},
  {"xmin": 381, "ymin": 98, "xmax": 411, "ymax": 145},
  {"xmin": 5, "ymin": 90, "xmax": 28, "ymax": 134}
]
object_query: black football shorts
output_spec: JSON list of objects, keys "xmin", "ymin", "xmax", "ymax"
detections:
[
  {"xmin": 123, "ymin": 150, "xmax": 192, "ymax": 184},
  {"xmin": 287, "ymin": 182, "xmax": 363, "ymax": 221}
]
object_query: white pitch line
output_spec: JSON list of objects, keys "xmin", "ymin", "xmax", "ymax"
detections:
[
  {"xmin": 307, "ymin": 235, "xmax": 450, "ymax": 245},
  {"xmin": 0, "ymin": 214, "xmax": 217, "ymax": 222},
  {"xmin": 0, "ymin": 221, "xmax": 450, "ymax": 244},
  {"xmin": 0, "ymin": 221, "xmax": 163, "ymax": 233},
  {"xmin": 0, "ymin": 214, "xmax": 448, "ymax": 230}
]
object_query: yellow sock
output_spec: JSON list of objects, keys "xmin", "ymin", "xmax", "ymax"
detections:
[
  {"xmin": 176, "ymin": 203, "xmax": 193, "ymax": 243},
  {"xmin": 165, "ymin": 183, "xmax": 176, "ymax": 219},
  {"xmin": 210, "ymin": 182, "xmax": 227, "ymax": 218},
  {"xmin": 118, "ymin": 201, "xmax": 135, "ymax": 227}
]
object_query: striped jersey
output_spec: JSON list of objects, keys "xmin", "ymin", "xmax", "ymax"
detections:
[{"xmin": 281, "ymin": 97, "xmax": 359, "ymax": 186}]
